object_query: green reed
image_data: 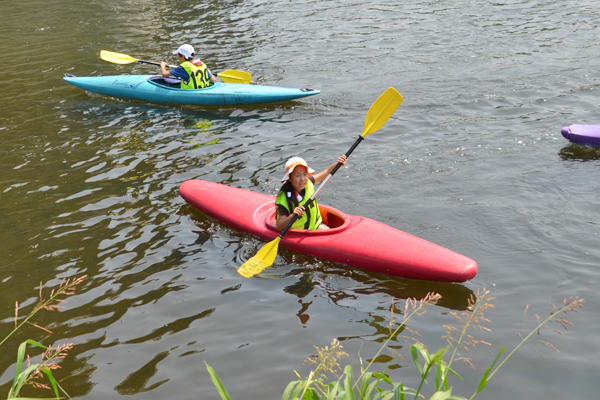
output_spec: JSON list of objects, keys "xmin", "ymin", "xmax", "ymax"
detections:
[
  {"xmin": 3, "ymin": 276, "xmax": 86, "ymax": 400},
  {"xmin": 206, "ymin": 288, "xmax": 584, "ymax": 400}
]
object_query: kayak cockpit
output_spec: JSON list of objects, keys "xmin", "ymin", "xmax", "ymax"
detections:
[
  {"xmin": 149, "ymin": 76, "xmax": 181, "ymax": 87},
  {"xmin": 265, "ymin": 204, "xmax": 349, "ymax": 235},
  {"xmin": 147, "ymin": 76, "xmax": 219, "ymax": 91},
  {"xmin": 320, "ymin": 207, "xmax": 346, "ymax": 229}
]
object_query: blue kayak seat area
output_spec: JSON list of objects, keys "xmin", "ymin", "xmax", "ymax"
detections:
[
  {"xmin": 149, "ymin": 76, "xmax": 181, "ymax": 87},
  {"xmin": 149, "ymin": 76, "xmax": 217, "ymax": 89}
]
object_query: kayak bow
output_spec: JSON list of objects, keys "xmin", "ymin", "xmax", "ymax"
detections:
[{"xmin": 561, "ymin": 124, "xmax": 600, "ymax": 147}]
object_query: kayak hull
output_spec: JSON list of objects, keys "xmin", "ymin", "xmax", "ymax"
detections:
[
  {"xmin": 63, "ymin": 74, "xmax": 320, "ymax": 106},
  {"xmin": 561, "ymin": 124, "xmax": 600, "ymax": 147},
  {"xmin": 179, "ymin": 180, "xmax": 478, "ymax": 282}
]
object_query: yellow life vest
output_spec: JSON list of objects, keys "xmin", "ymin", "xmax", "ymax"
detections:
[
  {"xmin": 180, "ymin": 61, "xmax": 210, "ymax": 89},
  {"xmin": 275, "ymin": 180, "xmax": 322, "ymax": 230}
]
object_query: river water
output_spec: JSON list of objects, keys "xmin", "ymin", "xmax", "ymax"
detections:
[{"xmin": 1, "ymin": 0, "xmax": 599, "ymax": 399}]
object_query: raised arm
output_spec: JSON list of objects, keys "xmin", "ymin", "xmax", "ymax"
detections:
[{"xmin": 312, "ymin": 155, "xmax": 347, "ymax": 183}]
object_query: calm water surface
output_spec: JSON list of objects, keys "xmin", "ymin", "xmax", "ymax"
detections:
[{"xmin": 1, "ymin": 0, "xmax": 599, "ymax": 399}]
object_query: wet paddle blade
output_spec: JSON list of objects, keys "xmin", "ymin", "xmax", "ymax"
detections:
[
  {"xmin": 238, "ymin": 237, "xmax": 281, "ymax": 278},
  {"xmin": 100, "ymin": 50, "xmax": 139, "ymax": 65},
  {"xmin": 217, "ymin": 69, "xmax": 252, "ymax": 84},
  {"xmin": 362, "ymin": 87, "xmax": 403, "ymax": 137}
]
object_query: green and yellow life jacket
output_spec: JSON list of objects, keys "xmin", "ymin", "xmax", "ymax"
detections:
[
  {"xmin": 180, "ymin": 60, "xmax": 210, "ymax": 89},
  {"xmin": 275, "ymin": 180, "xmax": 322, "ymax": 230}
]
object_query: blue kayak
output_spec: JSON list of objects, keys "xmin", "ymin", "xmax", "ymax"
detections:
[{"xmin": 63, "ymin": 74, "xmax": 320, "ymax": 106}]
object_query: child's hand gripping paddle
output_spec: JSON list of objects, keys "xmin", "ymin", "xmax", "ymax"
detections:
[
  {"xmin": 238, "ymin": 87, "xmax": 403, "ymax": 278},
  {"xmin": 100, "ymin": 50, "xmax": 252, "ymax": 84}
]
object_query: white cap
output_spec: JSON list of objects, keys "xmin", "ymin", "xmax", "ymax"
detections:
[
  {"xmin": 281, "ymin": 157, "xmax": 315, "ymax": 182},
  {"xmin": 173, "ymin": 44, "xmax": 195, "ymax": 58}
]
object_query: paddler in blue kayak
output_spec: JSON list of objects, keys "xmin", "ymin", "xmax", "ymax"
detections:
[
  {"xmin": 275, "ymin": 155, "xmax": 346, "ymax": 231},
  {"xmin": 160, "ymin": 44, "xmax": 216, "ymax": 89}
]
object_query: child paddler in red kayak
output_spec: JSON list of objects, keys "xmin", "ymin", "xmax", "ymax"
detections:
[
  {"xmin": 275, "ymin": 155, "xmax": 346, "ymax": 231},
  {"xmin": 160, "ymin": 44, "xmax": 216, "ymax": 89}
]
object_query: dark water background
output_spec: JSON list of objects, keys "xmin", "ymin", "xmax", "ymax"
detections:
[{"xmin": 1, "ymin": 0, "xmax": 599, "ymax": 398}]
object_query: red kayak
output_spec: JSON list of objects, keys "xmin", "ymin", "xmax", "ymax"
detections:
[{"xmin": 179, "ymin": 180, "xmax": 478, "ymax": 282}]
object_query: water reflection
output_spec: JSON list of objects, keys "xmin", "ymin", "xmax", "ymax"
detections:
[
  {"xmin": 558, "ymin": 143, "xmax": 600, "ymax": 162},
  {"xmin": 281, "ymin": 267, "xmax": 473, "ymax": 369},
  {"xmin": 115, "ymin": 351, "xmax": 170, "ymax": 394},
  {"xmin": 283, "ymin": 264, "xmax": 474, "ymax": 324},
  {"xmin": 284, "ymin": 274, "xmax": 316, "ymax": 325}
]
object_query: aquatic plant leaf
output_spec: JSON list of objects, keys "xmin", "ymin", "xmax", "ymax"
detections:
[
  {"xmin": 343, "ymin": 365, "xmax": 355, "ymax": 400},
  {"xmin": 282, "ymin": 380, "xmax": 300, "ymax": 400},
  {"xmin": 372, "ymin": 372, "xmax": 394, "ymax": 385},
  {"xmin": 325, "ymin": 382, "xmax": 342, "ymax": 400},
  {"xmin": 8, "ymin": 339, "xmax": 48, "ymax": 398},
  {"xmin": 358, "ymin": 371, "xmax": 373, "ymax": 396},
  {"xmin": 410, "ymin": 344, "xmax": 424, "ymax": 376},
  {"xmin": 429, "ymin": 389, "xmax": 453, "ymax": 400},
  {"xmin": 205, "ymin": 362, "xmax": 232, "ymax": 400},
  {"xmin": 477, "ymin": 347, "xmax": 505, "ymax": 393},
  {"xmin": 38, "ymin": 367, "xmax": 60, "ymax": 399}
]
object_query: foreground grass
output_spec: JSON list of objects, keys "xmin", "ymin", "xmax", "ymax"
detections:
[
  {"xmin": 206, "ymin": 289, "xmax": 584, "ymax": 400},
  {"xmin": 2, "ymin": 276, "xmax": 86, "ymax": 399}
]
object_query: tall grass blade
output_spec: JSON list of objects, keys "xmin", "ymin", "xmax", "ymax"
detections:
[
  {"xmin": 205, "ymin": 362, "xmax": 232, "ymax": 400},
  {"xmin": 307, "ymin": 388, "xmax": 320, "ymax": 400},
  {"xmin": 325, "ymin": 382, "xmax": 342, "ymax": 400},
  {"xmin": 343, "ymin": 365, "xmax": 355, "ymax": 400},
  {"xmin": 291, "ymin": 382, "xmax": 304, "ymax": 399},
  {"xmin": 9, "ymin": 364, "xmax": 42, "ymax": 399},
  {"xmin": 410, "ymin": 345, "xmax": 423, "ymax": 376},
  {"xmin": 363, "ymin": 376, "xmax": 382, "ymax": 400},
  {"xmin": 446, "ymin": 365, "xmax": 463, "ymax": 381},
  {"xmin": 435, "ymin": 362, "xmax": 443, "ymax": 392},
  {"xmin": 429, "ymin": 390, "xmax": 453, "ymax": 400},
  {"xmin": 399, "ymin": 382, "xmax": 406, "ymax": 400},
  {"xmin": 11, "ymin": 339, "xmax": 47, "ymax": 397},
  {"xmin": 39, "ymin": 367, "xmax": 60, "ymax": 399},
  {"xmin": 283, "ymin": 381, "xmax": 300, "ymax": 400},
  {"xmin": 477, "ymin": 347, "xmax": 505, "ymax": 393},
  {"xmin": 372, "ymin": 372, "xmax": 394, "ymax": 385},
  {"xmin": 358, "ymin": 371, "xmax": 373, "ymax": 396}
]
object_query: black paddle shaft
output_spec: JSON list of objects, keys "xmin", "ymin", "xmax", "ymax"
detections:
[
  {"xmin": 278, "ymin": 135, "xmax": 365, "ymax": 238},
  {"xmin": 331, "ymin": 135, "xmax": 364, "ymax": 176},
  {"xmin": 139, "ymin": 59, "xmax": 177, "ymax": 69}
]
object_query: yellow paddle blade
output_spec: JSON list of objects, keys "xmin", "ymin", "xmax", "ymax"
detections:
[
  {"xmin": 100, "ymin": 50, "xmax": 139, "ymax": 65},
  {"xmin": 217, "ymin": 69, "xmax": 252, "ymax": 84},
  {"xmin": 238, "ymin": 237, "xmax": 281, "ymax": 278},
  {"xmin": 362, "ymin": 87, "xmax": 403, "ymax": 138}
]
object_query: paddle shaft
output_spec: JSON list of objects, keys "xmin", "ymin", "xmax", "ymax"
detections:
[
  {"xmin": 101, "ymin": 51, "xmax": 251, "ymax": 83},
  {"xmin": 137, "ymin": 59, "xmax": 177, "ymax": 69},
  {"xmin": 277, "ymin": 135, "xmax": 365, "ymax": 238}
]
